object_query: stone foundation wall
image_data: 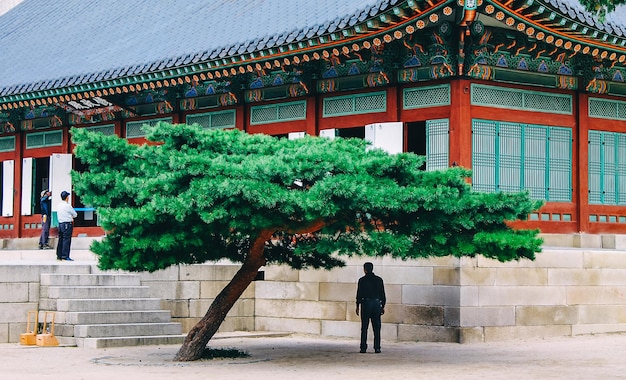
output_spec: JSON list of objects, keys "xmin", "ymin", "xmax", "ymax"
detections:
[
  {"xmin": 3, "ymin": 241, "xmax": 626, "ymax": 344},
  {"xmin": 256, "ymin": 256, "xmax": 461, "ymax": 343}
]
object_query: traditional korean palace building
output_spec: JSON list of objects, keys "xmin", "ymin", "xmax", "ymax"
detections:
[{"xmin": 0, "ymin": 0, "xmax": 625, "ymax": 239}]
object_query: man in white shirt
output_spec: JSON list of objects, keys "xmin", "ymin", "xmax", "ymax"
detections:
[{"xmin": 56, "ymin": 190, "xmax": 77, "ymax": 261}]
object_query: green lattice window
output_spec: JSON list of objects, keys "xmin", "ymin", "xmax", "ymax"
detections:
[
  {"xmin": 404, "ymin": 85, "xmax": 450, "ymax": 110},
  {"xmin": 250, "ymin": 101, "xmax": 306, "ymax": 125},
  {"xmin": 85, "ymin": 124, "xmax": 115, "ymax": 135},
  {"xmin": 426, "ymin": 119, "xmax": 449, "ymax": 171},
  {"xmin": 323, "ymin": 91, "xmax": 386, "ymax": 117},
  {"xmin": 472, "ymin": 119, "xmax": 572, "ymax": 202},
  {"xmin": 187, "ymin": 110, "xmax": 236, "ymax": 129},
  {"xmin": 125, "ymin": 117, "xmax": 172, "ymax": 138},
  {"xmin": 25, "ymin": 130, "xmax": 63, "ymax": 149},
  {"xmin": 471, "ymin": 84, "xmax": 572, "ymax": 114},
  {"xmin": 588, "ymin": 97, "xmax": 626, "ymax": 120},
  {"xmin": 588, "ymin": 130, "xmax": 626, "ymax": 205},
  {"xmin": 0, "ymin": 136, "xmax": 15, "ymax": 152}
]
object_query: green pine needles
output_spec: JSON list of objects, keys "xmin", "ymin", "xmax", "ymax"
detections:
[{"xmin": 71, "ymin": 122, "xmax": 543, "ymax": 273}]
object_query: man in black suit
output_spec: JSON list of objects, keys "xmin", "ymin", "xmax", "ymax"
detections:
[{"xmin": 356, "ymin": 262, "xmax": 386, "ymax": 353}]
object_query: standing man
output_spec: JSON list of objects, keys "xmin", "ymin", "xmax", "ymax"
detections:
[
  {"xmin": 56, "ymin": 190, "xmax": 77, "ymax": 261},
  {"xmin": 38, "ymin": 190, "xmax": 52, "ymax": 249},
  {"xmin": 356, "ymin": 262, "xmax": 386, "ymax": 353}
]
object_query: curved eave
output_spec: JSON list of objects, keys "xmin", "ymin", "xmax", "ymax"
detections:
[
  {"xmin": 488, "ymin": 0, "xmax": 626, "ymax": 60},
  {"xmin": 0, "ymin": 0, "xmax": 454, "ymax": 108}
]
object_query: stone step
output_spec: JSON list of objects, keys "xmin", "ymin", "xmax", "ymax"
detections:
[
  {"xmin": 73, "ymin": 322, "xmax": 182, "ymax": 338},
  {"xmin": 41, "ymin": 285, "xmax": 150, "ymax": 299},
  {"xmin": 77, "ymin": 334, "xmax": 186, "ymax": 348},
  {"xmin": 40, "ymin": 273, "xmax": 140, "ymax": 286},
  {"xmin": 64, "ymin": 310, "xmax": 173, "ymax": 324},
  {"xmin": 3, "ymin": 237, "xmax": 101, "ymax": 250},
  {"xmin": 50, "ymin": 298, "xmax": 162, "ymax": 312}
]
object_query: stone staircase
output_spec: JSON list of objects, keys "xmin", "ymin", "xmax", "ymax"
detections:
[{"xmin": 38, "ymin": 272, "xmax": 185, "ymax": 348}]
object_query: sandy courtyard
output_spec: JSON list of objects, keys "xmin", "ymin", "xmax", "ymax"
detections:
[{"xmin": 1, "ymin": 333, "xmax": 626, "ymax": 380}]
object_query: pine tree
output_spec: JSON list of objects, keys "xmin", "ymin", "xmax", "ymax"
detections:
[{"xmin": 71, "ymin": 122, "xmax": 542, "ymax": 361}]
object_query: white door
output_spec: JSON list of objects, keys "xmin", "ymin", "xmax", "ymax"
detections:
[
  {"xmin": 319, "ymin": 129, "xmax": 337, "ymax": 139},
  {"xmin": 21, "ymin": 157, "xmax": 33, "ymax": 215},
  {"xmin": 2, "ymin": 160, "xmax": 14, "ymax": 217},
  {"xmin": 365, "ymin": 122, "xmax": 403, "ymax": 154},
  {"xmin": 50, "ymin": 153, "xmax": 73, "ymax": 211}
]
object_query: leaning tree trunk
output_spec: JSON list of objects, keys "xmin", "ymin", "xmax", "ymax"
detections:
[{"xmin": 174, "ymin": 231, "xmax": 271, "ymax": 361}]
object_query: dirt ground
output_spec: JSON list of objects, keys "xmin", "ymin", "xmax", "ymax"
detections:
[{"xmin": 2, "ymin": 333, "xmax": 626, "ymax": 380}]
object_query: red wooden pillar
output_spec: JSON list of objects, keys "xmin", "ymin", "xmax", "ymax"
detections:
[
  {"xmin": 577, "ymin": 92, "xmax": 590, "ymax": 233},
  {"xmin": 12, "ymin": 132, "xmax": 22, "ymax": 238},
  {"xmin": 305, "ymin": 96, "xmax": 317, "ymax": 136},
  {"xmin": 449, "ymin": 79, "xmax": 472, "ymax": 168}
]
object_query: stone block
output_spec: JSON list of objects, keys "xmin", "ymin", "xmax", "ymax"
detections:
[
  {"xmin": 383, "ymin": 304, "xmax": 443, "ymax": 325},
  {"xmin": 460, "ymin": 306, "xmax": 515, "ymax": 327},
  {"xmin": 547, "ymin": 268, "xmax": 601, "ymax": 286},
  {"xmin": 228, "ymin": 299, "xmax": 255, "ymax": 317},
  {"xmin": 444, "ymin": 307, "xmax": 460, "ymax": 327},
  {"xmin": 567, "ymin": 286, "xmax": 626, "ymax": 305},
  {"xmin": 0, "ymin": 283, "xmax": 29, "ymax": 303},
  {"xmin": 385, "ymin": 284, "xmax": 402, "ymax": 305},
  {"xmin": 584, "ymin": 251, "xmax": 626, "ymax": 269},
  {"xmin": 475, "ymin": 256, "xmax": 533, "ymax": 269},
  {"xmin": 179, "ymin": 264, "xmax": 215, "ymax": 281},
  {"xmin": 144, "ymin": 281, "xmax": 200, "ymax": 300},
  {"xmin": 599, "ymin": 269, "xmax": 626, "ymax": 286},
  {"xmin": 402, "ymin": 285, "xmax": 460, "ymax": 306},
  {"xmin": 458, "ymin": 327, "xmax": 484, "ymax": 343},
  {"xmin": 578, "ymin": 305, "xmax": 626, "ymax": 324},
  {"xmin": 211, "ymin": 265, "xmax": 241, "ymax": 281},
  {"xmin": 161, "ymin": 299, "xmax": 190, "ymax": 318},
  {"xmin": 0, "ymin": 266, "xmax": 42, "ymax": 283},
  {"xmin": 540, "ymin": 233, "xmax": 575, "ymax": 248},
  {"xmin": 433, "ymin": 267, "xmax": 459, "ymax": 285},
  {"xmin": 189, "ymin": 299, "xmax": 214, "ymax": 318},
  {"xmin": 8, "ymin": 323, "xmax": 26, "ymax": 343},
  {"xmin": 534, "ymin": 249, "xmax": 584, "ymax": 269},
  {"xmin": 255, "ymin": 299, "xmax": 346, "ymax": 320},
  {"xmin": 200, "ymin": 281, "xmax": 255, "ymax": 299},
  {"xmin": 483, "ymin": 325, "xmax": 571, "ymax": 342},
  {"xmin": 321, "ymin": 320, "xmax": 360, "ymax": 338},
  {"xmin": 28, "ymin": 283, "xmax": 39, "ymax": 302},
  {"xmin": 494, "ymin": 268, "xmax": 548, "ymax": 286},
  {"xmin": 572, "ymin": 323, "xmax": 626, "ymax": 336},
  {"xmin": 137, "ymin": 265, "xmax": 180, "ymax": 281},
  {"xmin": 319, "ymin": 282, "xmax": 354, "ymax": 302},
  {"xmin": 256, "ymin": 281, "xmax": 319, "ymax": 301},
  {"xmin": 255, "ymin": 317, "xmax": 321, "ymax": 334},
  {"xmin": 263, "ymin": 265, "xmax": 299, "ymax": 282},
  {"xmin": 199, "ymin": 281, "xmax": 229, "ymax": 298},
  {"xmin": 0, "ymin": 303, "xmax": 37, "ymax": 323},
  {"xmin": 378, "ymin": 266, "xmax": 433, "ymax": 285},
  {"xmin": 219, "ymin": 316, "xmax": 254, "ymax": 332},
  {"xmin": 397, "ymin": 324, "xmax": 458, "ymax": 342},
  {"xmin": 0, "ymin": 323, "xmax": 7, "ymax": 343},
  {"xmin": 460, "ymin": 286, "xmax": 479, "ymax": 307},
  {"xmin": 516, "ymin": 305, "xmax": 578, "ymax": 325},
  {"xmin": 574, "ymin": 234, "xmax": 602, "ymax": 248},
  {"xmin": 188, "ymin": 298, "xmax": 252, "ymax": 318},
  {"xmin": 299, "ymin": 266, "xmax": 360, "ymax": 284},
  {"xmin": 460, "ymin": 267, "xmax": 496, "ymax": 286},
  {"xmin": 610, "ymin": 235, "xmax": 626, "ymax": 249},
  {"xmin": 478, "ymin": 286, "xmax": 566, "ymax": 306},
  {"xmin": 176, "ymin": 317, "xmax": 199, "ymax": 334}
]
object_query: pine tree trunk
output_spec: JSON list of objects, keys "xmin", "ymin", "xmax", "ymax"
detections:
[{"xmin": 174, "ymin": 232, "xmax": 269, "ymax": 361}]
